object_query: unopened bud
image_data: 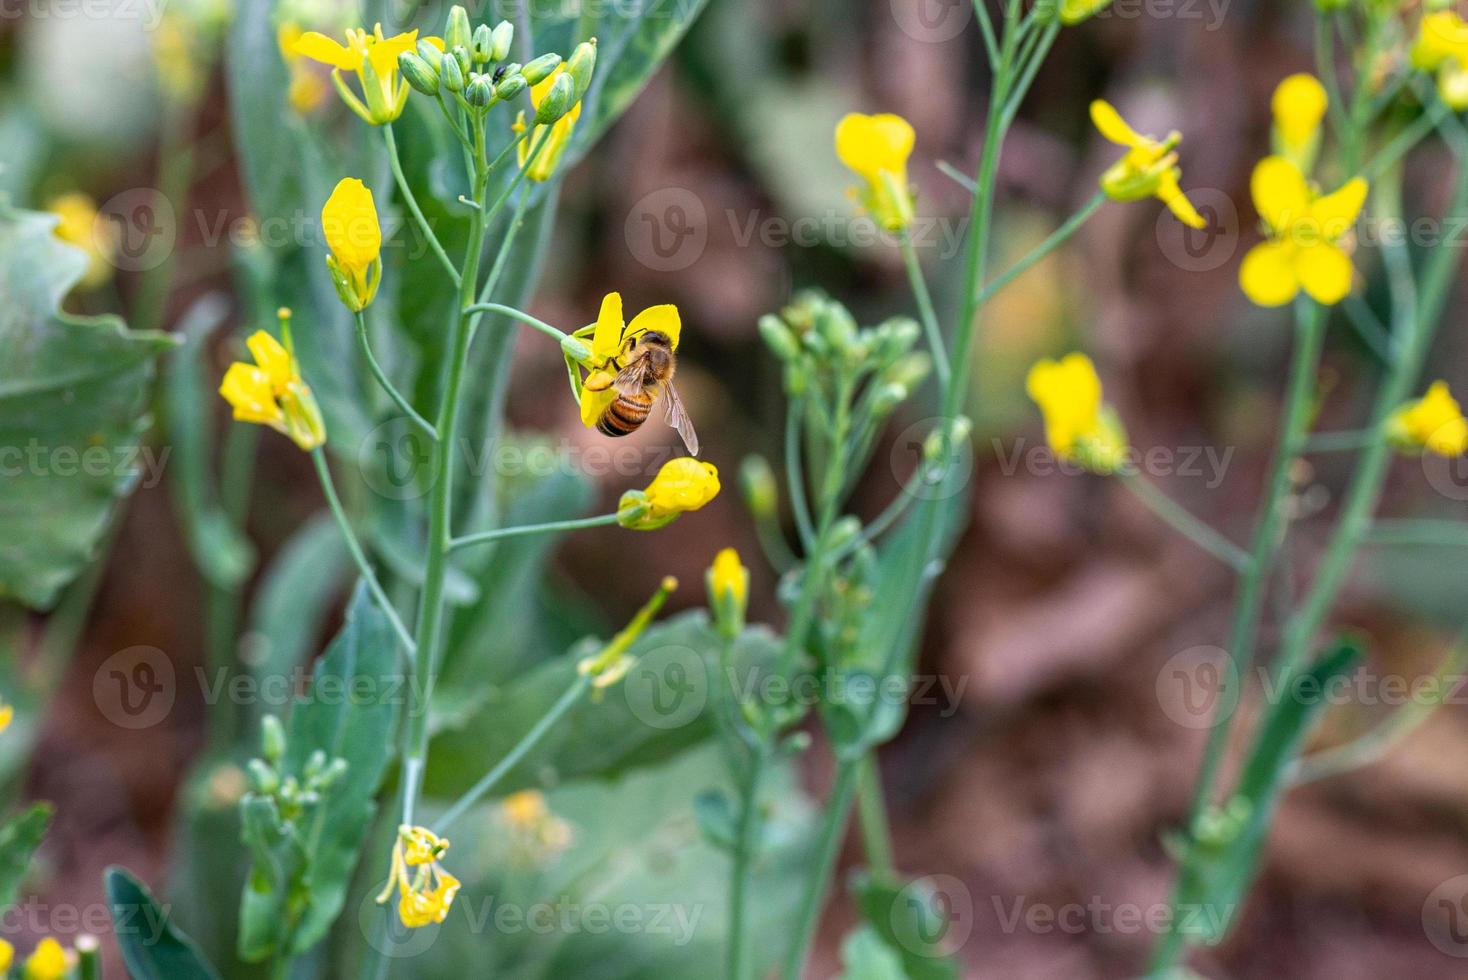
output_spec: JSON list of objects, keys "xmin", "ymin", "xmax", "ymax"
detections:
[
  {"xmin": 465, "ymin": 73, "xmax": 495, "ymax": 107},
  {"xmin": 870, "ymin": 383, "xmax": 908, "ymax": 416},
  {"xmin": 534, "ymin": 72, "xmax": 575, "ymax": 123},
  {"xmin": 495, "ymin": 73, "xmax": 527, "ymax": 101},
  {"xmin": 758, "ymin": 315, "xmax": 800, "ymax": 361},
  {"xmin": 739, "ymin": 456, "xmax": 778, "ymax": 518},
  {"xmin": 566, "ymin": 38, "xmax": 597, "ymax": 102},
  {"xmin": 452, "ymin": 44, "xmax": 472, "ymax": 77},
  {"xmin": 440, "ymin": 51, "xmax": 465, "ymax": 92},
  {"xmin": 247, "ymin": 758, "xmax": 279, "ymax": 795},
  {"xmin": 416, "ymin": 39, "xmax": 443, "ymax": 71},
  {"xmin": 490, "ymin": 20, "xmax": 515, "ymax": 61},
  {"xmin": 445, "ymin": 5, "xmax": 472, "ymax": 50},
  {"xmin": 522, "ymin": 52, "xmax": 562, "ymax": 85},
  {"xmin": 399, "ymin": 52, "xmax": 439, "ymax": 95},
  {"xmin": 260, "ymin": 714, "xmax": 285, "ymax": 763},
  {"xmin": 472, "ymin": 24, "xmax": 493, "ymax": 63}
]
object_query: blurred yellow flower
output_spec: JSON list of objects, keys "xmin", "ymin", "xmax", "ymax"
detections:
[
  {"xmin": 1271, "ymin": 73, "xmax": 1327, "ymax": 171},
  {"xmin": 835, "ymin": 112, "xmax": 916, "ymax": 231},
  {"xmin": 1387, "ymin": 381, "xmax": 1468, "ymax": 457},
  {"xmin": 1025, "ymin": 353, "xmax": 1128, "ymax": 474},
  {"xmin": 321, "ymin": 178, "xmax": 382, "ymax": 312},
  {"xmin": 1090, "ymin": 100, "xmax": 1205, "ymax": 229},
  {"xmin": 1239, "ymin": 156, "xmax": 1367, "ymax": 307},
  {"xmin": 707, "ymin": 546, "xmax": 748, "ymax": 639},
  {"xmin": 0, "ymin": 701, "xmax": 13, "ymax": 734},
  {"xmin": 46, "ymin": 192, "xmax": 116, "ymax": 290},
  {"xmin": 218, "ymin": 327, "xmax": 326, "ymax": 451},
  {"xmin": 513, "ymin": 65, "xmax": 584, "ymax": 182},
  {"xmin": 376, "ymin": 825, "xmax": 460, "ymax": 929},
  {"xmin": 1413, "ymin": 11, "xmax": 1468, "ymax": 110},
  {"xmin": 617, "ymin": 457, "xmax": 720, "ymax": 531},
  {"xmin": 0, "ymin": 939, "xmax": 10, "ymax": 973},
  {"xmin": 294, "ymin": 24, "xmax": 432, "ymax": 125},
  {"xmin": 23, "ymin": 938, "xmax": 67, "ymax": 980},
  {"xmin": 1059, "ymin": 0, "xmax": 1113, "ymax": 25},
  {"xmin": 499, "ymin": 790, "xmax": 573, "ymax": 863},
  {"xmin": 569, "ymin": 292, "xmax": 682, "ymax": 428},
  {"xmin": 278, "ymin": 23, "xmax": 330, "ymax": 115}
]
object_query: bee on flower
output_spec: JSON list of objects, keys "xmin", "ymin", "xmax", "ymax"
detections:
[
  {"xmin": 1412, "ymin": 10, "xmax": 1468, "ymax": 111},
  {"xmin": 1238, "ymin": 156, "xmax": 1367, "ymax": 307},
  {"xmin": 218, "ymin": 311, "xmax": 326, "ymax": 451},
  {"xmin": 1387, "ymin": 381, "xmax": 1468, "ymax": 458},
  {"xmin": 293, "ymin": 23, "xmax": 437, "ymax": 125},
  {"xmin": 835, "ymin": 112, "xmax": 916, "ymax": 232},
  {"xmin": 1025, "ymin": 353, "xmax": 1128, "ymax": 475},
  {"xmin": 1090, "ymin": 100, "xmax": 1206, "ymax": 229},
  {"xmin": 321, "ymin": 177, "xmax": 382, "ymax": 313},
  {"xmin": 376, "ymin": 825, "xmax": 461, "ymax": 929}
]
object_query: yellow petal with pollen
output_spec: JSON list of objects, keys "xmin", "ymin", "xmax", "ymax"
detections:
[
  {"xmin": 294, "ymin": 31, "xmax": 361, "ymax": 71},
  {"xmin": 1296, "ymin": 242, "xmax": 1354, "ymax": 306},
  {"xmin": 220, "ymin": 363, "xmax": 285, "ymax": 427},
  {"xmin": 246, "ymin": 330, "xmax": 293, "ymax": 390},
  {"xmin": 1307, "ymin": 177, "xmax": 1368, "ymax": 241},
  {"xmin": 626, "ymin": 304, "xmax": 682, "ymax": 351},
  {"xmin": 591, "ymin": 292, "xmax": 625, "ymax": 363},
  {"xmin": 1239, "ymin": 240, "xmax": 1300, "ymax": 307},
  {"xmin": 1250, "ymin": 156, "xmax": 1310, "ymax": 234},
  {"xmin": 834, "ymin": 113, "xmax": 915, "ymax": 183},
  {"xmin": 322, "ymin": 178, "xmax": 381, "ymax": 274},
  {"xmin": 1089, "ymin": 100, "xmax": 1144, "ymax": 149}
]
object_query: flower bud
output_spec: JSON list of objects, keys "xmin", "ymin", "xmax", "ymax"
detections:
[
  {"xmin": 827, "ymin": 516, "xmax": 862, "ymax": 553},
  {"xmin": 706, "ymin": 548, "xmax": 749, "ymax": 641},
  {"xmin": 881, "ymin": 351, "xmax": 930, "ymax": 391},
  {"xmin": 452, "ymin": 44, "xmax": 472, "ymax": 77},
  {"xmin": 398, "ymin": 51, "xmax": 440, "ymax": 96},
  {"xmin": 522, "ymin": 52, "xmax": 562, "ymax": 85},
  {"xmin": 758, "ymin": 314, "xmax": 800, "ymax": 361},
  {"xmin": 490, "ymin": 20, "xmax": 515, "ymax": 61},
  {"xmin": 817, "ymin": 303, "xmax": 859, "ymax": 353},
  {"xmin": 247, "ymin": 758, "xmax": 279, "ymax": 795},
  {"xmin": 304, "ymin": 749, "xmax": 327, "ymax": 778},
  {"xmin": 495, "ymin": 73, "xmax": 527, "ymax": 101},
  {"xmin": 440, "ymin": 51, "xmax": 465, "ymax": 93},
  {"xmin": 534, "ymin": 72, "xmax": 575, "ymax": 124},
  {"xmin": 261, "ymin": 714, "xmax": 286, "ymax": 763},
  {"xmin": 566, "ymin": 38, "xmax": 597, "ymax": 102},
  {"xmin": 739, "ymin": 455, "xmax": 778, "ymax": 519},
  {"xmin": 784, "ymin": 362, "xmax": 808, "ymax": 396},
  {"xmin": 465, "ymin": 73, "xmax": 495, "ymax": 107},
  {"xmin": 870, "ymin": 383, "xmax": 908, "ymax": 417},
  {"xmin": 416, "ymin": 38, "xmax": 443, "ymax": 71},
  {"xmin": 472, "ymin": 24, "xmax": 493, "ymax": 64},
  {"xmin": 445, "ymin": 5, "xmax": 471, "ymax": 50}
]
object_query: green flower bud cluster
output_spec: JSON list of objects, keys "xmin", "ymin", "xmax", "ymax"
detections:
[{"xmin": 244, "ymin": 714, "xmax": 350, "ymax": 824}]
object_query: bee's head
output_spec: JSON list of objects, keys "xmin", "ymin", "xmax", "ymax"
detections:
[{"xmin": 640, "ymin": 330, "xmax": 672, "ymax": 350}]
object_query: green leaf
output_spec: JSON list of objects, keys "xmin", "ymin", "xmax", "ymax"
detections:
[
  {"xmin": 105, "ymin": 867, "xmax": 222, "ymax": 980},
  {"xmin": 0, "ymin": 803, "xmax": 50, "ymax": 908},
  {"xmin": 851, "ymin": 871, "xmax": 960, "ymax": 980},
  {"xmin": 0, "ymin": 208, "xmax": 175, "ymax": 608},
  {"xmin": 692, "ymin": 788, "xmax": 737, "ymax": 851},
  {"xmin": 838, "ymin": 927, "xmax": 911, "ymax": 980}
]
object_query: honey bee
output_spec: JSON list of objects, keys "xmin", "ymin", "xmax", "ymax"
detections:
[{"xmin": 586, "ymin": 330, "xmax": 699, "ymax": 455}]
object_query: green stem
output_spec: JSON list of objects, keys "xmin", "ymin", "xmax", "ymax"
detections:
[
  {"xmin": 448, "ymin": 513, "xmax": 618, "ymax": 552},
  {"xmin": 785, "ymin": 398, "xmax": 817, "ymax": 553},
  {"xmin": 1120, "ymin": 473, "xmax": 1250, "ymax": 573},
  {"xmin": 310, "ymin": 449, "xmax": 416, "ymax": 657},
  {"xmin": 856, "ymin": 753, "xmax": 894, "ymax": 879},
  {"xmin": 384, "ymin": 125, "xmax": 461, "ymax": 287},
  {"xmin": 728, "ymin": 746, "xmax": 768, "ymax": 980},
  {"xmin": 1362, "ymin": 519, "xmax": 1468, "ymax": 548},
  {"xmin": 975, "ymin": 190, "xmax": 1106, "ymax": 308},
  {"xmin": 1363, "ymin": 99, "xmax": 1446, "ymax": 180},
  {"xmin": 355, "ymin": 312, "xmax": 438, "ymax": 440},
  {"xmin": 460, "ymin": 302, "xmax": 570, "ymax": 345},
  {"xmin": 432, "ymin": 676, "xmax": 590, "ymax": 833},
  {"xmin": 782, "ymin": 759, "xmax": 859, "ymax": 979},
  {"xmin": 898, "ymin": 232, "xmax": 952, "ymax": 388},
  {"xmin": 1302, "ymin": 429, "xmax": 1379, "ymax": 453}
]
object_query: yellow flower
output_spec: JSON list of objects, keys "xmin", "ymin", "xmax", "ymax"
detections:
[
  {"xmin": 46, "ymin": 192, "xmax": 116, "ymax": 290},
  {"xmin": 1025, "ymin": 353, "xmax": 1128, "ymax": 474},
  {"xmin": 321, "ymin": 177, "xmax": 382, "ymax": 312},
  {"xmin": 0, "ymin": 701, "xmax": 13, "ymax": 734},
  {"xmin": 1090, "ymin": 100, "xmax": 1205, "ymax": 229},
  {"xmin": 0, "ymin": 938, "xmax": 10, "ymax": 973},
  {"xmin": 835, "ymin": 112, "xmax": 916, "ymax": 232},
  {"xmin": 1058, "ymin": 0, "xmax": 1113, "ymax": 25},
  {"xmin": 1387, "ymin": 381, "xmax": 1468, "ymax": 457},
  {"xmin": 514, "ymin": 65, "xmax": 584, "ymax": 182},
  {"xmin": 278, "ymin": 23, "xmax": 330, "ymax": 115},
  {"xmin": 293, "ymin": 24, "xmax": 431, "ymax": 125},
  {"xmin": 499, "ymin": 791, "xmax": 573, "ymax": 863},
  {"xmin": 23, "ymin": 939, "xmax": 67, "ymax": 980},
  {"xmin": 567, "ymin": 292, "xmax": 682, "ymax": 429},
  {"xmin": 218, "ymin": 326, "xmax": 326, "ymax": 451},
  {"xmin": 376, "ymin": 825, "xmax": 460, "ymax": 929},
  {"xmin": 1271, "ymin": 73, "xmax": 1327, "ymax": 171},
  {"xmin": 707, "ymin": 547, "xmax": 748, "ymax": 640},
  {"xmin": 617, "ymin": 457, "xmax": 720, "ymax": 530},
  {"xmin": 1238, "ymin": 156, "xmax": 1367, "ymax": 307},
  {"xmin": 1413, "ymin": 11, "xmax": 1468, "ymax": 110}
]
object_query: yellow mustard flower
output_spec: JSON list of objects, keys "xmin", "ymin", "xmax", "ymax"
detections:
[
  {"xmin": 618, "ymin": 458, "xmax": 720, "ymax": 530},
  {"xmin": 566, "ymin": 292, "xmax": 682, "ymax": 429},
  {"xmin": 1058, "ymin": 0, "xmax": 1113, "ymax": 25},
  {"xmin": 46, "ymin": 192, "xmax": 117, "ymax": 290},
  {"xmin": 23, "ymin": 939, "xmax": 67, "ymax": 980},
  {"xmin": 835, "ymin": 112, "xmax": 916, "ymax": 232},
  {"xmin": 376, "ymin": 825, "xmax": 461, "ymax": 929},
  {"xmin": 0, "ymin": 938, "xmax": 10, "ymax": 973},
  {"xmin": 513, "ymin": 65, "xmax": 584, "ymax": 182},
  {"xmin": 1090, "ymin": 100, "xmax": 1206, "ymax": 229},
  {"xmin": 1413, "ymin": 10, "xmax": 1468, "ymax": 111},
  {"xmin": 294, "ymin": 24, "xmax": 434, "ymax": 125},
  {"xmin": 219, "ymin": 324, "xmax": 326, "ymax": 451},
  {"xmin": 321, "ymin": 177, "xmax": 382, "ymax": 312},
  {"xmin": 1271, "ymin": 73, "xmax": 1328, "ymax": 172},
  {"xmin": 707, "ymin": 546, "xmax": 749, "ymax": 639},
  {"xmin": 1238, "ymin": 156, "xmax": 1367, "ymax": 307},
  {"xmin": 1387, "ymin": 381, "xmax": 1468, "ymax": 457},
  {"xmin": 1025, "ymin": 353, "xmax": 1128, "ymax": 474},
  {"xmin": 278, "ymin": 23, "xmax": 330, "ymax": 115}
]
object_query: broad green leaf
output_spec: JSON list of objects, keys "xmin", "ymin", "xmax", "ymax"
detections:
[
  {"xmin": 106, "ymin": 867, "xmax": 222, "ymax": 980},
  {"xmin": 0, "ymin": 208, "xmax": 174, "ymax": 608},
  {"xmin": 851, "ymin": 871, "xmax": 960, "ymax": 980},
  {"xmin": 839, "ymin": 927, "xmax": 911, "ymax": 980},
  {"xmin": 0, "ymin": 803, "xmax": 50, "ymax": 908}
]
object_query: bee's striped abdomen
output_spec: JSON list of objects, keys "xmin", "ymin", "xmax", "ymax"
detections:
[{"xmin": 597, "ymin": 389, "xmax": 655, "ymax": 437}]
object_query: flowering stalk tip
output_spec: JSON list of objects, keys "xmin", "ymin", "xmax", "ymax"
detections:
[
  {"xmin": 1090, "ymin": 100, "xmax": 1205, "ymax": 229},
  {"xmin": 835, "ymin": 112, "xmax": 916, "ymax": 232}
]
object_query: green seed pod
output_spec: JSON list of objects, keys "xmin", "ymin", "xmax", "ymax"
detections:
[
  {"xmin": 398, "ymin": 51, "xmax": 439, "ymax": 95},
  {"xmin": 472, "ymin": 23, "xmax": 493, "ymax": 63},
  {"xmin": 758, "ymin": 314, "xmax": 800, "ymax": 361},
  {"xmin": 465, "ymin": 73, "xmax": 495, "ymax": 107},
  {"xmin": 521, "ymin": 52, "xmax": 562, "ymax": 85},
  {"xmin": 260, "ymin": 714, "xmax": 285, "ymax": 763},
  {"xmin": 440, "ymin": 51, "xmax": 465, "ymax": 92},
  {"xmin": 738, "ymin": 455, "xmax": 778, "ymax": 519},
  {"xmin": 566, "ymin": 37, "xmax": 597, "ymax": 102},
  {"xmin": 490, "ymin": 20, "xmax": 515, "ymax": 61},
  {"xmin": 534, "ymin": 72, "xmax": 574, "ymax": 123},
  {"xmin": 247, "ymin": 758, "xmax": 279, "ymax": 795},
  {"xmin": 417, "ymin": 39, "xmax": 443, "ymax": 71},
  {"xmin": 445, "ymin": 4, "xmax": 471, "ymax": 50}
]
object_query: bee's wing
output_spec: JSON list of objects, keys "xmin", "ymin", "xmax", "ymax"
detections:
[
  {"xmin": 612, "ymin": 356, "xmax": 653, "ymax": 395},
  {"xmin": 662, "ymin": 382, "xmax": 700, "ymax": 456}
]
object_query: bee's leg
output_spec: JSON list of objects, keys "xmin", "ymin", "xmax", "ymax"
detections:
[{"xmin": 584, "ymin": 369, "xmax": 616, "ymax": 393}]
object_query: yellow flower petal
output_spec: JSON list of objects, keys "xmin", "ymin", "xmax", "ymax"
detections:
[
  {"xmin": 1271, "ymin": 73, "xmax": 1328, "ymax": 152},
  {"xmin": 1391, "ymin": 381, "xmax": 1468, "ymax": 456},
  {"xmin": 0, "ymin": 705, "xmax": 13, "ymax": 735},
  {"xmin": 294, "ymin": 31, "xmax": 360, "ymax": 71},
  {"xmin": 1239, "ymin": 240, "xmax": 1300, "ymax": 307},
  {"xmin": 1296, "ymin": 242, "xmax": 1354, "ymax": 305},
  {"xmin": 1413, "ymin": 11, "xmax": 1468, "ymax": 72},
  {"xmin": 709, "ymin": 547, "xmax": 748, "ymax": 607},
  {"xmin": 643, "ymin": 458, "xmax": 720, "ymax": 517},
  {"xmin": 625, "ymin": 304, "xmax": 682, "ymax": 351},
  {"xmin": 24, "ymin": 938, "xmax": 68, "ymax": 980},
  {"xmin": 1025, "ymin": 353, "xmax": 1103, "ymax": 459},
  {"xmin": 580, "ymin": 376, "xmax": 618, "ymax": 428},
  {"xmin": 220, "ymin": 363, "xmax": 286, "ymax": 427},
  {"xmin": 1156, "ymin": 170, "xmax": 1206, "ymax": 229},
  {"xmin": 1251, "ymin": 156, "xmax": 1310, "ymax": 234},
  {"xmin": 834, "ymin": 113, "xmax": 915, "ymax": 183},
  {"xmin": 321, "ymin": 177, "xmax": 381, "ymax": 274},
  {"xmin": 246, "ymin": 330, "xmax": 293, "ymax": 390},
  {"xmin": 1089, "ymin": 100, "xmax": 1144, "ymax": 148},
  {"xmin": 591, "ymin": 292, "xmax": 625, "ymax": 363},
  {"xmin": 1306, "ymin": 177, "xmax": 1368, "ymax": 240}
]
